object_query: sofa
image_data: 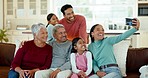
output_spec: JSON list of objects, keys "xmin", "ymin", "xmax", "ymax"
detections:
[
  {"xmin": 0, "ymin": 43, "xmax": 16, "ymax": 78},
  {"xmin": 0, "ymin": 43, "xmax": 148, "ymax": 78},
  {"xmin": 126, "ymin": 48, "xmax": 148, "ymax": 78}
]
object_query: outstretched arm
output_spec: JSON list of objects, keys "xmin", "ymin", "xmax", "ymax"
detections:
[{"xmin": 108, "ymin": 18, "xmax": 140, "ymax": 45}]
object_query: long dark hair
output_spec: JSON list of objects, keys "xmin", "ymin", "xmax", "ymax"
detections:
[
  {"xmin": 46, "ymin": 13, "xmax": 55, "ymax": 27},
  {"xmin": 90, "ymin": 24, "xmax": 100, "ymax": 43}
]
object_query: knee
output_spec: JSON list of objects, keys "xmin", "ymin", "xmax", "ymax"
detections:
[
  {"xmin": 34, "ymin": 71, "xmax": 42, "ymax": 78},
  {"xmin": 56, "ymin": 72, "xmax": 64, "ymax": 78},
  {"xmin": 109, "ymin": 72, "xmax": 122, "ymax": 78},
  {"xmin": 56, "ymin": 70, "xmax": 72, "ymax": 78},
  {"xmin": 8, "ymin": 70, "xmax": 19, "ymax": 78}
]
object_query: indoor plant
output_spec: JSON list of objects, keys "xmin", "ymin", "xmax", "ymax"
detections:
[{"xmin": 0, "ymin": 29, "xmax": 8, "ymax": 43}]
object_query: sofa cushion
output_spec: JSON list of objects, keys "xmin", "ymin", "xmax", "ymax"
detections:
[
  {"xmin": 125, "ymin": 72, "xmax": 140, "ymax": 78},
  {"xmin": 0, "ymin": 66, "xmax": 11, "ymax": 78},
  {"xmin": 126, "ymin": 48, "xmax": 148, "ymax": 73},
  {"xmin": 114, "ymin": 40, "xmax": 130, "ymax": 77},
  {"xmin": 0, "ymin": 43, "xmax": 16, "ymax": 66}
]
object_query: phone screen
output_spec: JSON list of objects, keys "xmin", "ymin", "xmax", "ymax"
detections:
[{"xmin": 125, "ymin": 18, "xmax": 136, "ymax": 26}]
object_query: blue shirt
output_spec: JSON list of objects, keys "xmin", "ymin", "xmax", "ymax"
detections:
[{"xmin": 46, "ymin": 24, "xmax": 55, "ymax": 42}]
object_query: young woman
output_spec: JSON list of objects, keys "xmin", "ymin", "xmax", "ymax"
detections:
[
  {"xmin": 46, "ymin": 13, "xmax": 59, "ymax": 42},
  {"xmin": 88, "ymin": 18, "xmax": 140, "ymax": 78}
]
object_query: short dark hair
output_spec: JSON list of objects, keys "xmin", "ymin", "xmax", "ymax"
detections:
[{"xmin": 61, "ymin": 4, "xmax": 73, "ymax": 15}]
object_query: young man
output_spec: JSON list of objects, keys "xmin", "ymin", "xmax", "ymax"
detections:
[{"xmin": 59, "ymin": 4, "xmax": 88, "ymax": 43}]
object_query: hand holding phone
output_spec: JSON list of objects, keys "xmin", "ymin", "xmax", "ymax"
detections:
[{"xmin": 125, "ymin": 18, "xmax": 137, "ymax": 26}]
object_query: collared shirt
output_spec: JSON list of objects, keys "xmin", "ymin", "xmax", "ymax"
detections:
[{"xmin": 88, "ymin": 28, "xmax": 137, "ymax": 73}]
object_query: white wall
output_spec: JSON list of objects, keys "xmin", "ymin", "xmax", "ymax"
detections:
[
  {"xmin": 139, "ymin": 17, "xmax": 148, "ymax": 31},
  {"xmin": 0, "ymin": 0, "xmax": 3, "ymax": 29},
  {"xmin": 137, "ymin": 17, "xmax": 148, "ymax": 48}
]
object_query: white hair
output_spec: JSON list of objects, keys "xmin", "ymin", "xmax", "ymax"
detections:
[
  {"xmin": 31, "ymin": 23, "xmax": 45, "ymax": 36},
  {"xmin": 52, "ymin": 24, "xmax": 64, "ymax": 34}
]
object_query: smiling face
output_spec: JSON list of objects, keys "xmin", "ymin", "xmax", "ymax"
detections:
[
  {"xmin": 74, "ymin": 38, "xmax": 86, "ymax": 53},
  {"xmin": 91, "ymin": 25, "xmax": 105, "ymax": 41},
  {"xmin": 35, "ymin": 27, "xmax": 48, "ymax": 43},
  {"xmin": 49, "ymin": 15, "xmax": 59, "ymax": 25},
  {"xmin": 53, "ymin": 27, "xmax": 67, "ymax": 43},
  {"xmin": 64, "ymin": 8, "xmax": 75, "ymax": 22}
]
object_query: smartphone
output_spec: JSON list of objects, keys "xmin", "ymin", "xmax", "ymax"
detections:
[{"xmin": 125, "ymin": 18, "xmax": 136, "ymax": 26}]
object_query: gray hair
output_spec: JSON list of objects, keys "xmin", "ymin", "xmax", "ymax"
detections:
[
  {"xmin": 52, "ymin": 24, "xmax": 65, "ymax": 34},
  {"xmin": 31, "ymin": 23, "xmax": 45, "ymax": 36}
]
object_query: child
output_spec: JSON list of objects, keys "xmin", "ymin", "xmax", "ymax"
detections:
[
  {"xmin": 46, "ymin": 13, "xmax": 59, "ymax": 42},
  {"xmin": 88, "ymin": 18, "xmax": 140, "ymax": 78},
  {"xmin": 70, "ymin": 37, "xmax": 97, "ymax": 78}
]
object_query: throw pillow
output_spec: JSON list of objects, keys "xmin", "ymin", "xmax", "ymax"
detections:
[{"xmin": 113, "ymin": 40, "xmax": 130, "ymax": 77}]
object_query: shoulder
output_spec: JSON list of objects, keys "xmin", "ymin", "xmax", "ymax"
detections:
[
  {"xmin": 24, "ymin": 40, "xmax": 34, "ymax": 45},
  {"xmin": 46, "ymin": 44, "xmax": 52, "ymax": 49},
  {"xmin": 75, "ymin": 15, "xmax": 85, "ymax": 20},
  {"xmin": 86, "ymin": 51, "xmax": 92, "ymax": 56},
  {"xmin": 63, "ymin": 40, "xmax": 72, "ymax": 46},
  {"xmin": 88, "ymin": 43, "xmax": 93, "ymax": 48},
  {"xmin": 47, "ymin": 24, "xmax": 54, "ymax": 28},
  {"xmin": 71, "ymin": 53, "xmax": 75, "ymax": 56},
  {"xmin": 59, "ymin": 18, "xmax": 66, "ymax": 23},
  {"xmin": 67, "ymin": 40, "xmax": 72, "ymax": 44},
  {"xmin": 75, "ymin": 15, "xmax": 85, "ymax": 18},
  {"xmin": 48, "ymin": 40, "xmax": 56, "ymax": 46}
]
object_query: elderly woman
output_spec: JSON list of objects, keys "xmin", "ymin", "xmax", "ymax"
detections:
[{"xmin": 8, "ymin": 23, "xmax": 52, "ymax": 78}]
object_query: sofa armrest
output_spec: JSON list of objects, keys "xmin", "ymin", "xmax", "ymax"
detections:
[
  {"xmin": 126, "ymin": 48, "xmax": 148, "ymax": 73},
  {"xmin": 0, "ymin": 43, "xmax": 16, "ymax": 66}
]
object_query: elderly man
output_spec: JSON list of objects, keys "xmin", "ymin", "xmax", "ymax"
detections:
[{"xmin": 35, "ymin": 24, "xmax": 72, "ymax": 78}]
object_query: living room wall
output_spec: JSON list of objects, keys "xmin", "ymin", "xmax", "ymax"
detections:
[{"xmin": 0, "ymin": 0, "xmax": 3, "ymax": 29}]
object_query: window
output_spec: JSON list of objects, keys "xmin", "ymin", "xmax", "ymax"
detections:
[{"xmin": 50, "ymin": 0, "xmax": 137, "ymax": 31}]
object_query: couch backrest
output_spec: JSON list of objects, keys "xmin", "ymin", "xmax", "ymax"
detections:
[
  {"xmin": 126, "ymin": 48, "xmax": 148, "ymax": 73},
  {"xmin": 0, "ymin": 43, "xmax": 16, "ymax": 66}
]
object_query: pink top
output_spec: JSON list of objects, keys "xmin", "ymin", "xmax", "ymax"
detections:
[
  {"xmin": 59, "ymin": 15, "xmax": 87, "ymax": 43},
  {"xmin": 70, "ymin": 51, "xmax": 92, "ymax": 76},
  {"xmin": 11, "ymin": 40, "xmax": 52, "ymax": 70},
  {"xmin": 76, "ymin": 52, "xmax": 87, "ymax": 72}
]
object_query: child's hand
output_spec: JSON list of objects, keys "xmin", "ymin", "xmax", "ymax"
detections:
[{"xmin": 78, "ymin": 71, "xmax": 86, "ymax": 78}]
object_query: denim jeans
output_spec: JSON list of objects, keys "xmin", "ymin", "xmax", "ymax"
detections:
[
  {"xmin": 8, "ymin": 69, "xmax": 28, "ymax": 78},
  {"xmin": 100, "ymin": 67, "xmax": 122, "ymax": 78}
]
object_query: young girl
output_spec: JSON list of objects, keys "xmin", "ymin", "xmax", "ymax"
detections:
[
  {"xmin": 88, "ymin": 18, "xmax": 140, "ymax": 78},
  {"xmin": 46, "ymin": 13, "xmax": 59, "ymax": 42},
  {"xmin": 70, "ymin": 37, "xmax": 97, "ymax": 78}
]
